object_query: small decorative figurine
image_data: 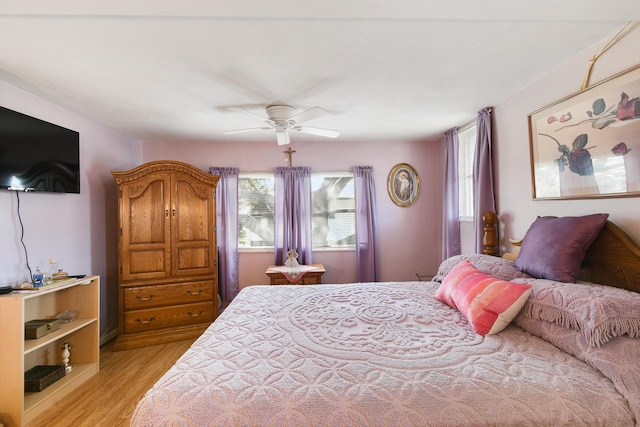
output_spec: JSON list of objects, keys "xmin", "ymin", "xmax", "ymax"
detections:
[
  {"xmin": 61, "ymin": 342, "xmax": 72, "ymax": 373},
  {"xmin": 32, "ymin": 267, "xmax": 44, "ymax": 287},
  {"xmin": 285, "ymin": 249, "xmax": 299, "ymax": 267}
]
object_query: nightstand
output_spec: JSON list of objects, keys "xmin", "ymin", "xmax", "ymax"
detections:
[{"xmin": 265, "ymin": 264, "xmax": 326, "ymax": 285}]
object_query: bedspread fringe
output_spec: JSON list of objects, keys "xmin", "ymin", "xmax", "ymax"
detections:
[{"xmin": 521, "ymin": 304, "xmax": 640, "ymax": 347}]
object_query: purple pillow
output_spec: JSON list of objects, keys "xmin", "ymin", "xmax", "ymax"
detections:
[
  {"xmin": 514, "ymin": 214, "xmax": 608, "ymax": 282},
  {"xmin": 434, "ymin": 254, "xmax": 531, "ymax": 282}
]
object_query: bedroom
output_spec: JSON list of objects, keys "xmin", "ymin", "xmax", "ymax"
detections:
[{"xmin": 0, "ymin": 3, "xmax": 640, "ymax": 426}]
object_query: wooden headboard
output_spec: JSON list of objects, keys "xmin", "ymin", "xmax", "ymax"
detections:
[
  {"xmin": 579, "ymin": 221, "xmax": 640, "ymax": 293},
  {"xmin": 486, "ymin": 215, "xmax": 640, "ymax": 293}
]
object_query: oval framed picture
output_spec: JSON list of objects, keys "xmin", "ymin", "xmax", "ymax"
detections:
[{"xmin": 387, "ymin": 163, "xmax": 420, "ymax": 207}]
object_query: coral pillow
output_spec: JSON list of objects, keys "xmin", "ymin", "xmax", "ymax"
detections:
[
  {"xmin": 435, "ymin": 260, "xmax": 532, "ymax": 336},
  {"xmin": 514, "ymin": 214, "xmax": 608, "ymax": 282}
]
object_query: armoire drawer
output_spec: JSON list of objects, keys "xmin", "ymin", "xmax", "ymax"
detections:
[
  {"xmin": 123, "ymin": 301, "xmax": 214, "ymax": 334},
  {"xmin": 123, "ymin": 280, "xmax": 214, "ymax": 309}
]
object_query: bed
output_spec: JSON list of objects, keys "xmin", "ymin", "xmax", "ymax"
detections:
[{"xmin": 131, "ymin": 216, "xmax": 640, "ymax": 426}]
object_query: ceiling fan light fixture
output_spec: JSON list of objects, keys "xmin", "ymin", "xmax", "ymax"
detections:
[{"xmin": 276, "ymin": 129, "xmax": 290, "ymax": 146}]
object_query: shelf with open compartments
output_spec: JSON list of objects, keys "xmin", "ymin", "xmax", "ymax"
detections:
[{"xmin": 0, "ymin": 276, "xmax": 100, "ymax": 427}]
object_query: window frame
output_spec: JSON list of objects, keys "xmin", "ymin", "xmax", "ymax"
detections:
[
  {"xmin": 237, "ymin": 171, "xmax": 357, "ymax": 253},
  {"xmin": 457, "ymin": 122, "xmax": 477, "ymax": 221}
]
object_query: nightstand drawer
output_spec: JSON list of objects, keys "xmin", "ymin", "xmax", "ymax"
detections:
[
  {"xmin": 123, "ymin": 301, "xmax": 214, "ymax": 333},
  {"xmin": 123, "ymin": 281, "xmax": 214, "ymax": 309}
]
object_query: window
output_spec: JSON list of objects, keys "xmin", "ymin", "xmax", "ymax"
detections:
[
  {"xmin": 458, "ymin": 123, "xmax": 477, "ymax": 219},
  {"xmin": 238, "ymin": 174, "xmax": 275, "ymax": 249},
  {"xmin": 311, "ymin": 173, "xmax": 355, "ymax": 249},
  {"xmin": 238, "ymin": 172, "xmax": 355, "ymax": 250}
]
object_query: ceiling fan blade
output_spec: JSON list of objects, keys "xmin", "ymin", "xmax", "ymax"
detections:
[
  {"xmin": 294, "ymin": 126, "xmax": 340, "ymax": 138},
  {"xmin": 276, "ymin": 129, "xmax": 290, "ymax": 146},
  {"xmin": 223, "ymin": 127, "xmax": 271, "ymax": 135},
  {"xmin": 289, "ymin": 106, "xmax": 327, "ymax": 124},
  {"xmin": 230, "ymin": 107, "xmax": 269, "ymax": 122}
]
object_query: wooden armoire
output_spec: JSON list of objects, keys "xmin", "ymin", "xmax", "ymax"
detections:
[{"xmin": 112, "ymin": 160, "xmax": 219, "ymax": 350}]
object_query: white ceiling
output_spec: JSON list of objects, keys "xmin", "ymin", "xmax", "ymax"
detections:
[{"xmin": 0, "ymin": 2, "xmax": 638, "ymax": 145}]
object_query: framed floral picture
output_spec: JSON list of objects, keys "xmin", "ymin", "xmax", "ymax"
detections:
[
  {"xmin": 388, "ymin": 163, "xmax": 420, "ymax": 207},
  {"xmin": 528, "ymin": 63, "xmax": 640, "ymax": 200}
]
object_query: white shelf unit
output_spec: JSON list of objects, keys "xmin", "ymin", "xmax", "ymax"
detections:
[{"xmin": 0, "ymin": 276, "xmax": 100, "ymax": 427}]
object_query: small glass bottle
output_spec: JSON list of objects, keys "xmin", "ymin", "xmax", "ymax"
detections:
[
  {"xmin": 32, "ymin": 267, "xmax": 44, "ymax": 287},
  {"xmin": 48, "ymin": 259, "xmax": 58, "ymax": 283}
]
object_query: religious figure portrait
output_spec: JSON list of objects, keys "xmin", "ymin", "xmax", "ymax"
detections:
[{"xmin": 388, "ymin": 163, "xmax": 420, "ymax": 207}]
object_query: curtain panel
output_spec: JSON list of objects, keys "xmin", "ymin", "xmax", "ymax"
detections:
[
  {"xmin": 209, "ymin": 167, "xmax": 239, "ymax": 304},
  {"xmin": 443, "ymin": 128, "xmax": 461, "ymax": 260},
  {"xmin": 473, "ymin": 107, "xmax": 497, "ymax": 253},
  {"xmin": 353, "ymin": 166, "xmax": 379, "ymax": 282},
  {"xmin": 274, "ymin": 166, "xmax": 313, "ymax": 265}
]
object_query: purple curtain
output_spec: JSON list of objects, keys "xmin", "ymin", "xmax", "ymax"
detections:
[
  {"xmin": 209, "ymin": 167, "xmax": 239, "ymax": 304},
  {"xmin": 353, "ymin": 166, "xmax": 378, "ymax": 282},
  {"xmin": 473, "ymin": 107, "xmax": 497, "ymax": 253},
  {"xmin": 443, "ymin": 128, "xmax": 461, "ymax": 260},
  {"xmin": 274, "ymin": 166, "xmax": 313, "ymax": 265}
]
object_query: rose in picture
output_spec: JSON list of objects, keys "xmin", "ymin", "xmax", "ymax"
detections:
[
  {"xmin": 611, "ymin": 142, "xmax": 631, "ymax": 156},
  {"xmin": 616, "ymin": 93, "xmax": 640, "ymax": 120},
  {"xmin": 540, "ymin": 133, "xmax": 595, "ymax": 176},
  {"xmin": 568, "ymin": 148, "xmax": 594, "ymax": 176}
]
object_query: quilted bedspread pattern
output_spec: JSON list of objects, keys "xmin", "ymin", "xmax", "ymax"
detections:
[{"xmin": 131, "ymin": 282, "xmax": 635, "ymax": 426}]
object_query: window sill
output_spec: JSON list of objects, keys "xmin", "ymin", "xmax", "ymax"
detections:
[{"xmin": 238, "ymin": 246, "xmax": 356, "ymax": 254}]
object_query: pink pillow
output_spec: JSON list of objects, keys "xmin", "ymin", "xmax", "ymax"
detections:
[{"xmin": 435, "ymin": 260, "xmax": 532, "ymax": 336}]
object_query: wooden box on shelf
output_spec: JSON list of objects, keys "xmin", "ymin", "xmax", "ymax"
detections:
[{"xmin": 0, "ymin": 276, "xmax": 100, "ymax": 427}]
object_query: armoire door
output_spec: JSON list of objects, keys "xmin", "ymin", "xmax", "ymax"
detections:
[
  {"xmin": 171, "ymin": 171, "xmax": 217, "ymax": 277},
  {"xmin": 119, "ymin": 172, "xmax": 172, "ymax": 281}
]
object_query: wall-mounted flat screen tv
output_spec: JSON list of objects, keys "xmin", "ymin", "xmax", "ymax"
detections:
[{"xmin": 0, "ymin": 106, "xmax": 80, "ymax": 193}]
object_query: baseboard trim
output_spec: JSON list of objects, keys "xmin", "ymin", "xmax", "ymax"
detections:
[{"xmin": 100, "ymin": 327, "xmax": 120, "ymax": 347}]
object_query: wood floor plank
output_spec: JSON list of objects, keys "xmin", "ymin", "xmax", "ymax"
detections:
[{"xmin": 26, "ymin": 338, "xmax": 194, "ymax": 427}]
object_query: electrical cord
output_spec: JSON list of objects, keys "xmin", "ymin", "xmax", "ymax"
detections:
[{"xmin": 16, "ymin": 191, "xmax": 32, "ymax": 281}]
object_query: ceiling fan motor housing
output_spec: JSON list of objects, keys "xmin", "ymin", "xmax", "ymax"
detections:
[{"xmin": 266, "ymin": 105, "xmax": 296, "ymax": 126}]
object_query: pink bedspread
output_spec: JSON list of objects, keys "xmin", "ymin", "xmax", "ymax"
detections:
[{"xmin": 131, "ymin": 282, "xmax": 635, "ymax": 426}]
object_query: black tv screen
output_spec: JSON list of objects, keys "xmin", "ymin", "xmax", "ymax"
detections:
[{"xmin": 0, "ymin": 106, "xmax": 80, "ymax": 193}]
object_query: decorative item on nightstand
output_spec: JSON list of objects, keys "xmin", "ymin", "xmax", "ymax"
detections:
[{"xmin": 285, "ymin": 249, "xmax": 300, "ymax": 267}]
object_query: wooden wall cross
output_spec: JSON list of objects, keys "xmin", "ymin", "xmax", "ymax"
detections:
[{"xmin": 284, "ymin": 147, "xmax": 296, "ymax": 167}]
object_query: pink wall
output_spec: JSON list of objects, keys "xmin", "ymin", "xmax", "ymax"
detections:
[
  {"xmin": 494, "ymin": 26, "xmax": 640, "ymax": 249},
  {"xmin": 142, "ymin": 137, "xmax": 444, "ymax": 288},
  {"xmin": 0, "ymin": 81, "xmax": 141, "ymax": 338}
]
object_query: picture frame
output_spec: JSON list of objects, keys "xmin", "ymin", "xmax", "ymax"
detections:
[
  {"xmin": 387, "ymin": 163, "xmax": 420, "ymax": 207},
  {"xmin": 528, "ymin": 63, "xmax": 640, "ymax": 200}
]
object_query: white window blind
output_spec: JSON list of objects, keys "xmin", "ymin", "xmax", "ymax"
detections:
[
  {"xmin": 238, "ymin": 174, "xmax": 275, "ymax": 249},
  {"xmin": 311, "ymin": 172, "xmax": 355, "ymax": 249},
  {"xmin": 458, "ymin": 124, "xmax": 477, "ymax": 219}
]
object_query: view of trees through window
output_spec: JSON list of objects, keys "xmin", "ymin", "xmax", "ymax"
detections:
[
  {"xmin": 311, "ymin": 173, "xmax": 355, "ymax": 248},
  {"xmin": 238, "ymin": 174, "xmax": 275, "ymax": 248},
  {"xmin": 238, "ymin": 173, "xmax": 355, "ymax": 249}
]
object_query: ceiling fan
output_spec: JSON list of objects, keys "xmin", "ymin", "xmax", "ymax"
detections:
[{"xmin": 224, "ymin": 104, "xmax": 340, "ymax": 145}]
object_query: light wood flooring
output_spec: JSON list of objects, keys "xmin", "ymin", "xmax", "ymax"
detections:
[{"xmin": 26, "ymin": 338, "xmax": 195, "ymax": 427}]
